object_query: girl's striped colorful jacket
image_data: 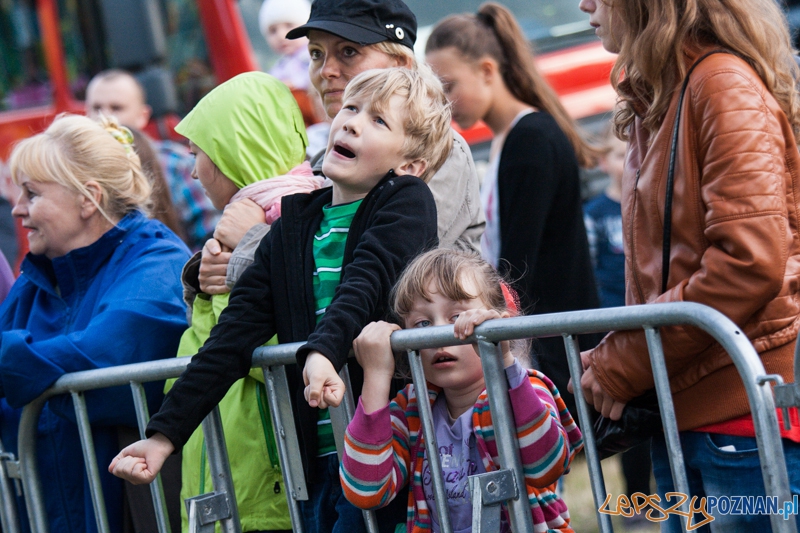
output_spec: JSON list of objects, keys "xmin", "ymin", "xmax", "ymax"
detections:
[{"xmin": 340, "ymin": 367, "xmax": 583, "ymax": 532}]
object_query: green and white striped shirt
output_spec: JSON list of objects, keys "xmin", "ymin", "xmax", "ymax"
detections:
[{"xmin": 312, "ymin": 199, "xmax": 362, "ymax": 457}]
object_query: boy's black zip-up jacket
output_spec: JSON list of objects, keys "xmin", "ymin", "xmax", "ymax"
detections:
[{"xmin": 148, "ymin": 172, "xmax": 438, "ymax": 481}]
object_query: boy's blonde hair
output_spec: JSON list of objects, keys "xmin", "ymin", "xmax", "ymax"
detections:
[
  {"xmin": 9, "ymin": 113, "xmax": 152, "ymax": 223},
  {"xmin": 343, "ymin": 66, "xmax": 452, "ymax": 182}
]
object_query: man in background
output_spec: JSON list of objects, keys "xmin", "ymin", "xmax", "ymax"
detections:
[{"xmin": 85, "ymin": 70, "xmax": 219, "ymax": 250}]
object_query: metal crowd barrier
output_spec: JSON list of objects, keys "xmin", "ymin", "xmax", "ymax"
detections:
[{"xmin": 0, "ymin": 302, "xmax": 795, "ymax": 533}]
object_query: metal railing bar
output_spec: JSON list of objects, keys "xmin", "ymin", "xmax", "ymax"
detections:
[
  {"xmin": 562, "ymin": 333, "xmax": 613, "ymax": 533},
  {"xmin": 21, "ymin": 304, "xmax": 763, "ymax": 402},
  {"xmin": 475, "ymin": 338, "xmax": 534, "ymax": 533},
  {"xmin": 70, "ymin": 391, "xmax": 110, "ymax": 533},
  {"xmin": 407, "ymin": 349, "xmax": 453, "ymax": 533},
  {"xmin": 389, "ymin": 303, "xmax": 746, "ymax": 350},
  {"xmin": 261, "ymin": 366, "xmax": 305, "ymax": 533},
  {"xmin": 9, "ymin": 303, "xmax": 792, "ymax": 533},
  {"xmin": 200, "ymin": 406, "xmax": 241, "ymax": 533},
  {"xmin": 129, "ymin": 382, "xmax": 171, "ymax": 533},
  {"xmin": 31, "ymin": 343, "xmax": 303, "ymax": 400},
  {"xmin": 644, "ymin": 327, "xmax": 690, "ymax": 530}
]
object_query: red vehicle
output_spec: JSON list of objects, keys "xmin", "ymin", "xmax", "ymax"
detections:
[{"xmin": 0, "ymin": 0, "xmax": 616, "ymax": 268}]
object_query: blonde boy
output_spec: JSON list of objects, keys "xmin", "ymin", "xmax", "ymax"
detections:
[{"xmin": 111, "ymin": 67, "xmax": 452, "ymax": 533}]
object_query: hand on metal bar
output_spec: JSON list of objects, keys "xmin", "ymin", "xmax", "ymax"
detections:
[
  {"xmin": 303, "ymin": 351, "xmax": 345, "ymax": 408},
  {"xmin": 453, "ymin": 309, "xmax": 514, "ymax": 367},
  {"xmin": 108, "ymin": 432, "xmax": 175, "ymax": 485},
  {"xmin": 353, "ymin": 321, "xmax": 399, "ymax": 414},
  {"xmin": 568, "ymin": 351, "xmax": 626, "ymax": 420}
]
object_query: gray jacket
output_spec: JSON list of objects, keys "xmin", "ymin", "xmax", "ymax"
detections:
[{"xmin": 224, "ymin": 129, "xmax": 484, "ymax": 288}]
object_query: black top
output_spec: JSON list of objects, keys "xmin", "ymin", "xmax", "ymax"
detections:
[
  {"xmin": 496, "ymin": 112, "xmax": 600, "ymax": 416},
  {"xmin": 148, "ymin": 172, "xmax": 438, "ymax": 479},
  {"xmin": 497, "ymin": 112, "xmax": 598, "ymax": 314}
]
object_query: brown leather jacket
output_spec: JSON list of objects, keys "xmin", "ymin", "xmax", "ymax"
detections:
[{"xmin": 588, "ymin": 48, "xmax": 800, "ymax": 430}]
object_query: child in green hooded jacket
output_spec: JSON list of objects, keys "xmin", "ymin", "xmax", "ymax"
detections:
[{"xmin": 165, "ymin": 71, "xmax": 319, "ymax": 533}]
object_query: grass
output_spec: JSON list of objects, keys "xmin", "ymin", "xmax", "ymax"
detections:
[{"xmin": 561, "ymin": 453, "xmax": 661, "ymax": 533}]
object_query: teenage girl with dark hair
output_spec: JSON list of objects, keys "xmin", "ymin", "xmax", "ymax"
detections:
[{"xmin": 425, "ymin": 2, "xmax": 601, "ymax": 415}]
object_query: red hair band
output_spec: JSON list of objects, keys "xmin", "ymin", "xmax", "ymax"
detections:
[{"xmin": 500, "ymin": 281, "xmax": 520, "ymax": 316}]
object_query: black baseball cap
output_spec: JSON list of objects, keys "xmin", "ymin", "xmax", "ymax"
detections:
[{"xmin": 286, "ymin": 0, "xmax": 417, "ymax": 50}]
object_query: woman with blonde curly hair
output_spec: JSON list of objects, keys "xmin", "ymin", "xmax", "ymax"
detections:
[
  {"xmin": 577, "ymin": 0, "xmax": 800, "ymax": 530},
  {"xmin": 0, "ymin": 114, "xmax": 189, "ymax": 533}
]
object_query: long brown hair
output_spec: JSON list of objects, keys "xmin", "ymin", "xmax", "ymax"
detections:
[
  {"xmin": 129, "ymin": 128, "xmax": 187, "ymax": 241},
  {"xmin": 611, "ymin": 0, "xmax": 800, "ymax": 141},
  {"xmin": 426, "ymin": 2, "xmax": 600, "ymax": 167}
]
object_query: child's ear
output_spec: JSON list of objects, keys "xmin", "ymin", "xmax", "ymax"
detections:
[
  {"xmin": 480, "ymin": 57, "xmax": 498, "ymax": 83},
  {"xmin": 393, "ymin": 159, "xmax": 428, "ymax": 179}
]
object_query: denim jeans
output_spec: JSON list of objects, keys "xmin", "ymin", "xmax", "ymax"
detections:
[
  {"xmin": 298, "ymin": 454, "xmax": 367, "ymax": 533},
  {"xmin": 651, "ymin": 431, "xmax": 800, "ymax": 533}
]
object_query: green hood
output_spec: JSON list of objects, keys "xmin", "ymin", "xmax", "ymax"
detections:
[{"xmin": 175, "ymin": 72, "xmax": 308, "ymax": 188}]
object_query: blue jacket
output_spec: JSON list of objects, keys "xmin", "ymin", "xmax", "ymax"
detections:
[{"xmin": 0, "ymin": 211, "xmax": 189, "ymax": 533}]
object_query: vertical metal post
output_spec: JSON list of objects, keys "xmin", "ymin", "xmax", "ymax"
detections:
[
  {"xmin": 751, "ymin": 378, "xmax": 797, "ymax": 533},
  {"xmin": 475, "ymin": 338, "xmax": 535, "ymax": 533},
  {"xmin": 71, "ymin": 391, "xmax": 110, "ymax": 533},
  {"xmin": 328, "ymin": 366, "xmax": 353, "ymax": 463},
  {"xmin": 329, "ymin": 365, "xmax": 379, "ymax": 533},
  {"xmin": 129, "ymin": 382, "xmax": 171, "ymax": 533},
  {"xmin": 0, "ymin": 439, "xmax": 21, "ymax": 533},
  {"xmin": 262, "ymin": 366, "xmax": 307, "ymax": 533},
  {"xmin": 643, "ymin": 328, "xmax": 690, "ymax": 530},
  {"xmin": 563, "ymin": 334, "xmax": 614, "ymax": 533},
  {"xmin": 407, "ymin": 349, "xmax": 453, "ymax": 533},
  {"xmin": 17, "ymin": 398, "xmax": 49, "ymax": 533},
  {"xmin": 200, "ymin": 406, "xmax": 241, "ymax": 533}
]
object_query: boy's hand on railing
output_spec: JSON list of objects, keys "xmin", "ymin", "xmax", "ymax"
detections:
[
  {"xmin": 108, "ymin": 433, "xmax": 175, "ymax": 485},
  {"xmin": 199, "ymin": 238, "xmax": 232, "ymax": 295},
  {"xmin": 303, "ymin": 351, "xmax": 345, "ymax": 409},
  {"xmin": 354, "ymin": 321, "xmax": 399, "ymax": 413},
  {"xmin": 453, "ymin": 309, "xmax": 514, "ymax": 367}
]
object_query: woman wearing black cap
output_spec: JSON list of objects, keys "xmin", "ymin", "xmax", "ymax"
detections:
[{"xmin": 201, "ymin": 0, "xmax": 485, "ymax": 300}]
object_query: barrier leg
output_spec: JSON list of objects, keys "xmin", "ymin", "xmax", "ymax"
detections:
[
  {"xmin": 262, "ymin": 366, "xmax": 307, "ymax": 533},
  {"xmin": 0, "ymin": 439, "xmax": 21, "ymax": 533},
  {"xmin": 469, "ymin": 469, "xmax": 517, "ymax": 532},
  {"xmin": 407, "ymin": 349, "xmax": 454, "ymax": 533},
  {"xmin": 71, "ymin": 392, "xmax": 111, "ymax": 533},
  {"xmin": 185, "ymin": 406, "xmax": 241, "ymax": 533},
  {"xmin": 130, "ymin": 382, "xmax": 172, "ymax": 533},
  {"xmin": 644, "ymin": 328, "xmax": 690, "ymax": 530},
  {"xmin": 562, "ymin": 334, "xmax": 614, "ymax": 533},
  {"xmin": 17, "ymin": 397, "xmax": 48, "ymax": 533},
  {"xmin": 329, "ymin": 365, "xmax": 379, "ymax": 533},
  {"xmin": 475, "ymin": 338, "xmax": 535, "ymax": 533}
]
